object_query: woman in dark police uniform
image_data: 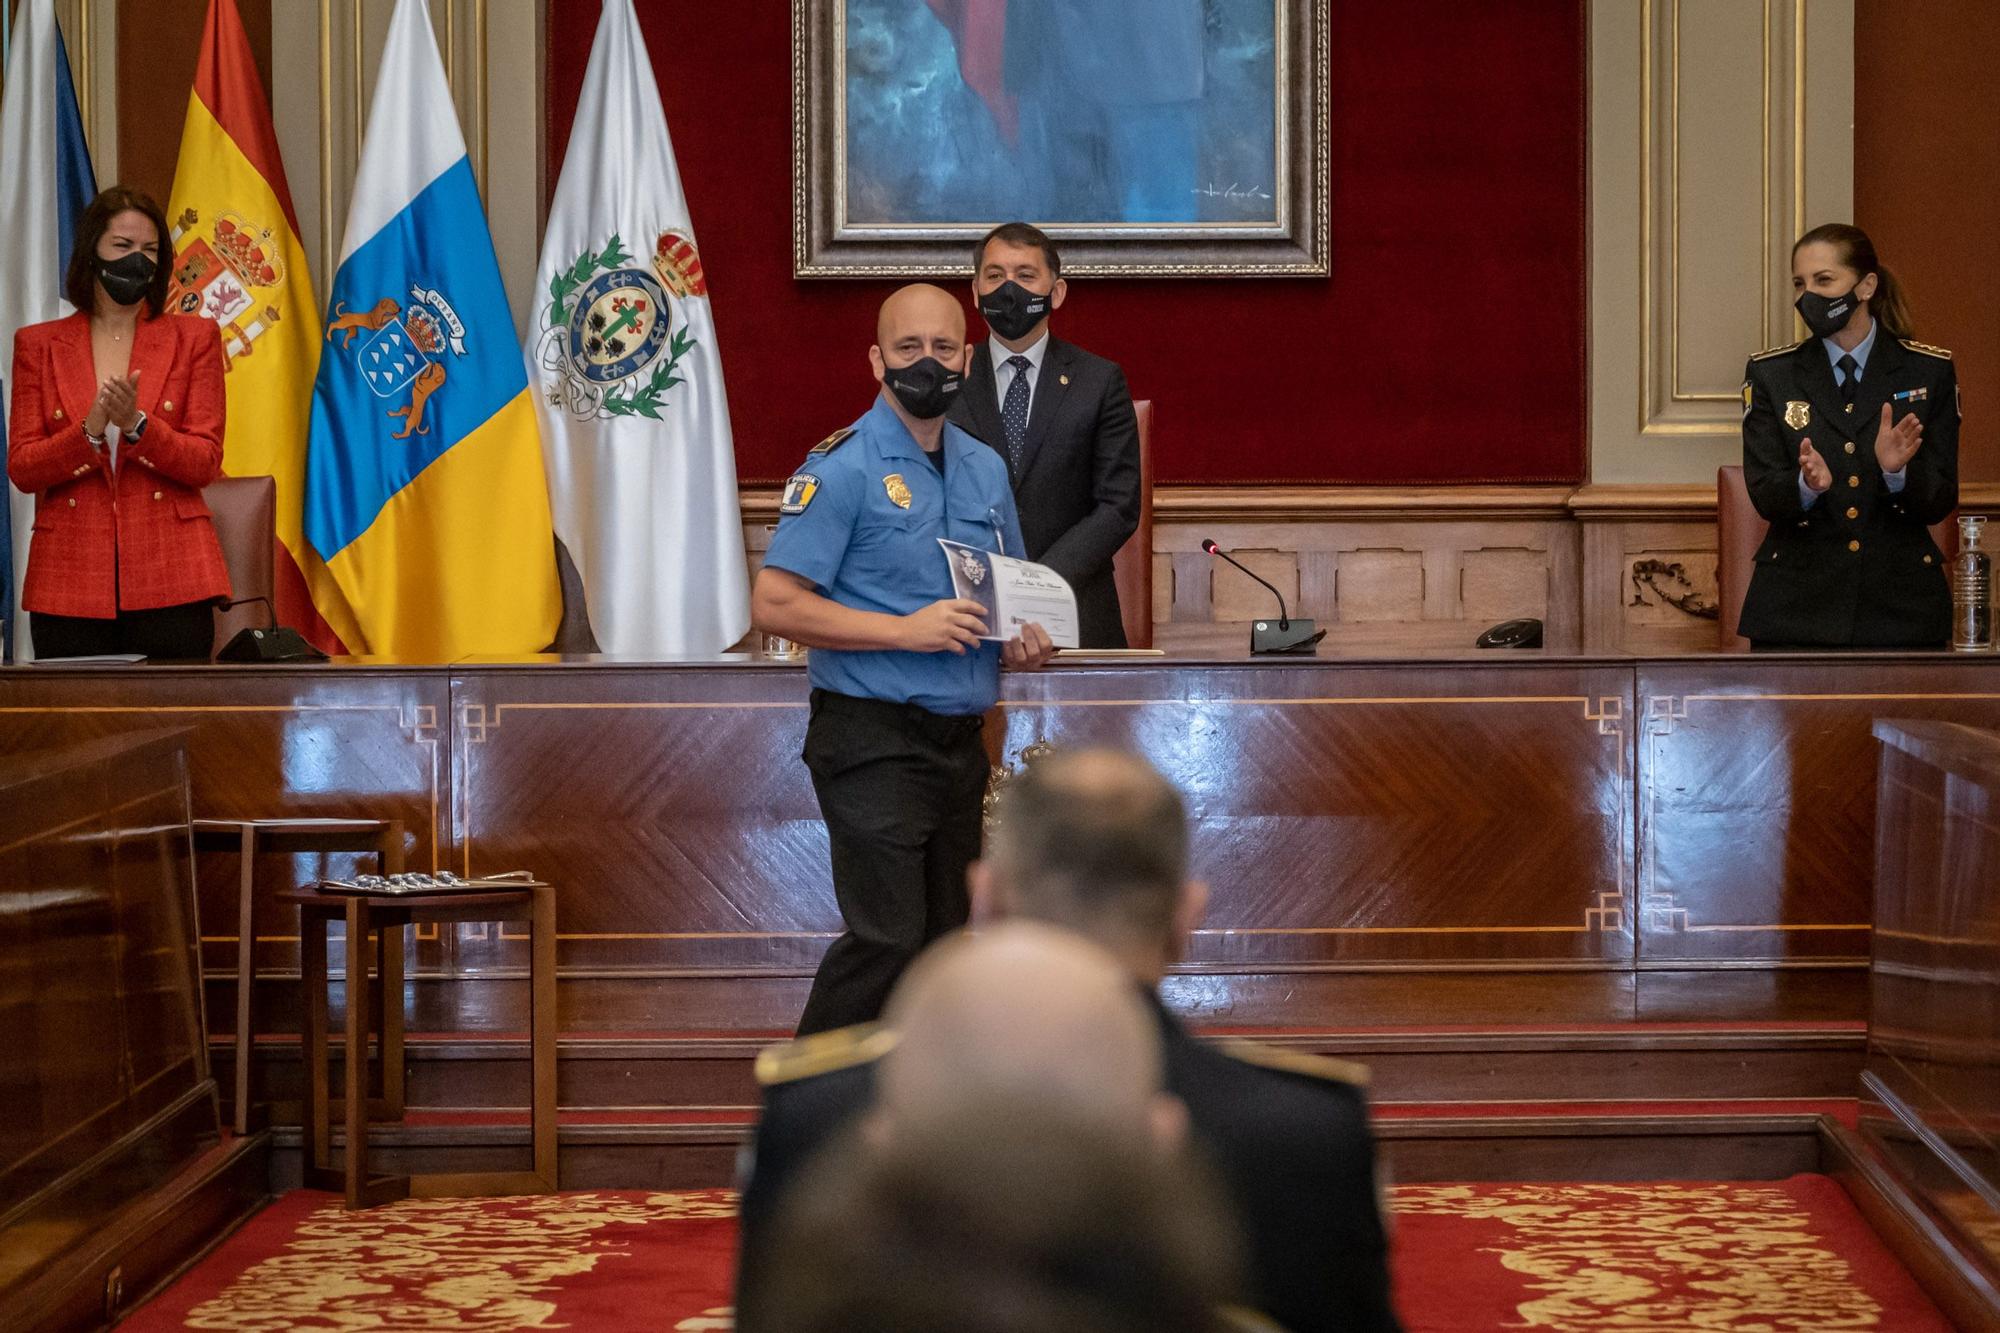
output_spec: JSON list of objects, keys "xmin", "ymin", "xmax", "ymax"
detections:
[
  {"xmin": 7, "ymin": 187, "xmax": 230, "ymax": 660},
  {"xmin": 1739, "ymin": 223, "xmax": 1958, "ymax": 648}
]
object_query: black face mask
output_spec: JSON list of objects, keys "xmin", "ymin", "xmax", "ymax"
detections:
[
  {"xmin": 882, "ymin": 356, "xmax": 962, "ymax": 420},
  {"xmin": 978, "ymin": 279, "xmax": 1052, "ymax": 342},
  {"xmin": 1795, "ymin": 285, "xmax": 1860, "ymax": 341},
  {"xmin": 97, "ymin": 252, "xmax": 157, "ymax": 307}
]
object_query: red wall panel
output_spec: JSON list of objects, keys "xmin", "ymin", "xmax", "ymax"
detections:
[
  {"xmin": 544, "ymin": 0, "xmax": 1586, "ymax": 486},
  {"xmin": 1856, "ymin": 0, "xmax": 2000, "ymax": 483}
]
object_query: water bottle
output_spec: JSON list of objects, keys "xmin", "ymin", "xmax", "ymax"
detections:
[{"xmin": 1953, "ymin": 515, "xmax": 1992, "ymax": 652}]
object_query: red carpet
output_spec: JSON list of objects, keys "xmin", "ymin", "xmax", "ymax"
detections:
[
  {"xmin": 126, "ymin": 1176, "xmax": 1947, "ymax": 1331},
  {"xmin": 121, "ymin": 1189, "xmax": 739, "ymax": 1332},
  {"xmin": 1389, "ymin": 1176, "xmax": 1951, "ymax": 1331}
]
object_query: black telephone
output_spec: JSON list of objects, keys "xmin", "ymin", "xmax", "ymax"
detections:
[{"xmin": 1475, "ymin": 618, "xmax": 1543, "ymax": 650}]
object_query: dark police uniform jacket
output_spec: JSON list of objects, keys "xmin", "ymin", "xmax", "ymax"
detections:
[
  {"xmin": 1739, "ymin": 333, "xmax": 1958, "ymax": 646},
  {"xmin": 734, "ymin": 998, "xmax": 1401, "ymax": 1333},
  {"xmin": 951, "ymin": 338, "xmax": 1141, "ymax": 649}
]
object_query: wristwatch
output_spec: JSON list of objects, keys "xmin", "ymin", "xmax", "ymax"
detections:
[{"xmin": 128, "ymin": 410, "xmax": 148, "ymax": 442}]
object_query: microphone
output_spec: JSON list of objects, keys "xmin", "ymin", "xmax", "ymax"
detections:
[
  {"xmin": 1202, "ymin": 538, "xmax": 1290, "ymax": 628},
  {"xmin": 1202, "ymin": 537, "xmax": 1325, "ymax": 657},
  {"xmin": 214, "ymin": 596, "xmax": 329, "ymax": 663},
  {"xmin": 217, "ymin": 595, "xmax": 277, "ymax": 630}
]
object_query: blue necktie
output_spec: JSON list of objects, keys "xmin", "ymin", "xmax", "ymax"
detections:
[{"xmin": 1001, "ymin": 355, "xmax": 1033, "ymax": 472}]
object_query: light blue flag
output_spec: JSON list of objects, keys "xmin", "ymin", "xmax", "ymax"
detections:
[{"xmin": 0, "ymin": 0, "xmax": 98, "ymax": 660}]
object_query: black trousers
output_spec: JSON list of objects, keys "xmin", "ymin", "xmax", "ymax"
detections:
[
  {"xmin": 32, "ymin": 601, "xmax": 214, "ymax": 661},
  {"xmin": 795, "ymin": 689, "xmax": 990, "ymax": 1036}
]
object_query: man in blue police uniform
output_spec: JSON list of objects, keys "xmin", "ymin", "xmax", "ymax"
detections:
[{"xmin": 752, "ymin": 283, "xmax": 1056, "ymax": 1036}]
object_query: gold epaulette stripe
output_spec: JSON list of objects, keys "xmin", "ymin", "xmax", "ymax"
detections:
[
  {"xmin": 1216, "ymin": 1038, "xmax": 1370, "ymax": 1088},
  {"xmin": 755, "ymin": 1022, "xmax": 897, "ymax": 1086},
  {"xmin": 1900, "ymin": 338, "xmax": 1953, "ymax": 360},
  {"xmin": 1750, "ymin": 339, "xmax": 1805, "ymax": 362},
  {"xmin": 809, "ymin": 426, "xmax": 856, "ymax": 456}
]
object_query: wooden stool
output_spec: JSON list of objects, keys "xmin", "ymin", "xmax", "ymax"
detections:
[
  {"xmin": 283, "ymin": 882, "xmax": 557, "ymax": 1209},
  {"xmin": 192, "ymin": 818, "xmax": 404, "ymax": 1135}
]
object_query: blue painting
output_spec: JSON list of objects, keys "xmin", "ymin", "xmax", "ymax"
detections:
[{"xmin": 842, "ymin": 0, "xmax": 1280, "ymax": 227}]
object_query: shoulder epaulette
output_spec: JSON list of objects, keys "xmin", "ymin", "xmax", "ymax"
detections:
[
  {"xmin": 1750, "ymin": 339, "xmax": 1806, "ymax": 362},
  {"xmin": 1216, "ymin": 1038, "xmax": 1369, "ymax": 1088},
  {"xmin": 1900, "ymin": 338, "xmax": 1953, "ymax": 361},
  {"xmin": 754, "ymin": 1022, "xmax": 897, "ymax": 1087},
  {"xmin": 808, "ymin": 426, "xmax": 856, "ymax": 456}
]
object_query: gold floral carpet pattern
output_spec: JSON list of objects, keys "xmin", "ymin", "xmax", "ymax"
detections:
[
  {"xmin": 1387, "ymin": 1177, "xmax": 1950, "ymax": 1331},
  {"xmin": 124, "ymin": 1176, "xmax": 1949, "ymax": 1331}
]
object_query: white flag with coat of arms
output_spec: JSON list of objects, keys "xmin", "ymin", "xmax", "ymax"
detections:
[{"xmin": 527, "ymin": 0, "xmax": 749, "ymax": 657}]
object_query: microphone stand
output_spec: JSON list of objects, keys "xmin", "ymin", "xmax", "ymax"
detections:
[{"xmin": 1202, "ymin": 540, "xmax": 1325, "ymax": 656}]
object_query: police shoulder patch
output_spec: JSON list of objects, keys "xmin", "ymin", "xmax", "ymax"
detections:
[
  {"xmin": 1900, "ymin": 338, "xmax": 1953, "ymax": 361},
  {"xmin": 808, "ymin": 426, "xmax": 856, "ymax": 456},
  {"xmin": 779, "ymin": 473, "xmax": 821, "ymax": 516},
  {"xmin": 754, "ymin": 1022, "xmax": 898, "ymax": 1087},
  {"xmin": 1216, "ymin": 1038, "xmax": 1370, "ymax": 1088},
  {"xmin": 1749, "ymin": 339, "xmax": 1806, "ymax": 362}
]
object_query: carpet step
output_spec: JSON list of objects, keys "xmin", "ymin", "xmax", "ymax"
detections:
[
  {"xmin": 264, "ymin": 1100, "xmax": 1859, "ymax": 1192},
  {"xmin": 217, "ymin": 1022, "xmax": 1867, "ymax": 1115}
]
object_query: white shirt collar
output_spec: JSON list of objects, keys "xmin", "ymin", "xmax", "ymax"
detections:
[{"xmin": 990, "ymin": 331, "xmax": 1049, "ymax": 378}]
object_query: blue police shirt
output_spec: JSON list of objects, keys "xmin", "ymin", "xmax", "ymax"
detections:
[{"xmin": 764, "ymin": 394, "xmax": 1026, "ymax": 716}]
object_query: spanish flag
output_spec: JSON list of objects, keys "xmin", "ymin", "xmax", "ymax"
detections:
[{"xmin": 167, "ymin": 0, "xmax": 355, "ymax": 652}]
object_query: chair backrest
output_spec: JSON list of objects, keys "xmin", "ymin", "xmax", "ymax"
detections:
[
  {"xmin": 1111, "ymin": 399, "xmax": 1154, "ymax": 649},
  {"xmin": 1716, "ymin": 464, "xmax": 1959, "ymax": 650},
  {"xmin": 203, "ymin": 474, "xmax": 276, "ymax": 657}
]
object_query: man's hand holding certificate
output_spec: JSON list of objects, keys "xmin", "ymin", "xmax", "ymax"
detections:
[{"xmin": 938, "ymin": 539, "xmax": 1081, "ymax": 649}]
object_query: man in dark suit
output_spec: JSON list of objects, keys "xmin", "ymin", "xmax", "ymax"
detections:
[
  {"xmin": 951, "ymin": 223, "xmax": 1141, "ymax": 648},
  {"xmin": 736, "ymin": 749, "xmax": 1401, "ymax": 1333}
]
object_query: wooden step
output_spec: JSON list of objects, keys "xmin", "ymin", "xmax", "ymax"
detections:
[
  {"xmin": 218, "ymin": 1021, "xmax": 1867, "ymax": 1117},
  {"xmin": 264, "ymin": 1101, "xmax": 1858, "ymax": 1192}
]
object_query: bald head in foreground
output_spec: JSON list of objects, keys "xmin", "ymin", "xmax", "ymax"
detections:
[
  {"xmin": 760, "ymin": 924, "xmax": 1250, "ymax": 1332},
  {"xmin": 875, "ymin": 921, "xmax": 1181, "ymax": 1144},
  {"xmin": 740, "ymin": 747, "xmax": 1402, "ymax": 1332}
]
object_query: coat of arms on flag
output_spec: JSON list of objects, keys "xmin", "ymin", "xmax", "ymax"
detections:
[
  {"xmin": 324, "ymin": 286, "xmax": 465, "ymax": 440},
  {"xmin": 534, "ymin": 230, "xmax": 704, "ymax": 421},
  {"xmin": 167, "ymin": 208, "xmax": 285, "ymax": 368}
]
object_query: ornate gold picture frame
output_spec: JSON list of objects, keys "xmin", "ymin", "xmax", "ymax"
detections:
[{"xmin": 792, "ymin": 0, "xmax": 1329, "ymax": 278}]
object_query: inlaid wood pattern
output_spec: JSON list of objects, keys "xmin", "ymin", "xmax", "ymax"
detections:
[
  {"xmin": 1, "ymin": 653, "xmax": 1996, "ymax": 1037},
  {"xmin": 1638, "ymin": 658, "xmax": 2000, "ymax": 964}
]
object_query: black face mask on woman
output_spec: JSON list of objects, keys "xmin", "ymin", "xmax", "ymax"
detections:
[
  {"xmin": 97, "ymin": 252, "xmax": 157, "ymax": 307},
  {"xmin": 1794, "ymin": 285, "xmax": 1861, "ymax": 341},
  {"xmin": 978, "ymin": 280, "xmax": 1052, "ymax": 342},
  {"xmin": 881, "ymin": 356, "xmax": 962, "ymax": 420}
]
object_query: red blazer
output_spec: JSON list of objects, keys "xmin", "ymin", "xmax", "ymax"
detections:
[{"xmin": 8, "ymin": 311, "xmax": 231, "ymax": 618}]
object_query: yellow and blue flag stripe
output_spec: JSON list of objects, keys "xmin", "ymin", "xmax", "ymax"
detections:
[{"xmin": 304, "ymin": 0, "xmax": 556, "ymax": 660}]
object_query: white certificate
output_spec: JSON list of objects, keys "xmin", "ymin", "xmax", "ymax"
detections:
[{"xmin": 938, "ymin": 539, "xmax": 1080, "ymax": 649}]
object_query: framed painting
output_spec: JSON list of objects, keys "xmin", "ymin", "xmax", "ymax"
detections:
[{"xmin": 792, "ymin": 0, "xmax": 1329, "ymax": 278}]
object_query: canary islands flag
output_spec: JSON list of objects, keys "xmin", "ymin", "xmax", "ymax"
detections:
[
  {"xmin": 170, "ymin": 0, "xmax": 354, "ymax": 654},
  {"xmin": 305, "ymin": 0, "xmax": 557, "ymax": 658}
]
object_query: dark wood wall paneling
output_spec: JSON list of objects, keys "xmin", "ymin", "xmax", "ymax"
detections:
[
  {"xmin": 1856, "ymin": 0, "xmax": 2000, "ymax": 482},
  {"xmin": 114, "ymin": 0, "xmax": 273, "ymax": 205},
  {"xmin": 0, "ymin": 730, "xmax": 265, "ymax": 1321},
  {"xmin": 1857, "ymin": 720, "xmax": 2000, "ymax": 1311},
  {"xmin": 2, "ymin": 654, "xmax": 1997, "ymax": 1041}
]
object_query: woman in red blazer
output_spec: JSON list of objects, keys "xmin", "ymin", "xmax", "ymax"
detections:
[{"xmin": 8, "ymin": 186, "xmax": 230, "ymax": 660}]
